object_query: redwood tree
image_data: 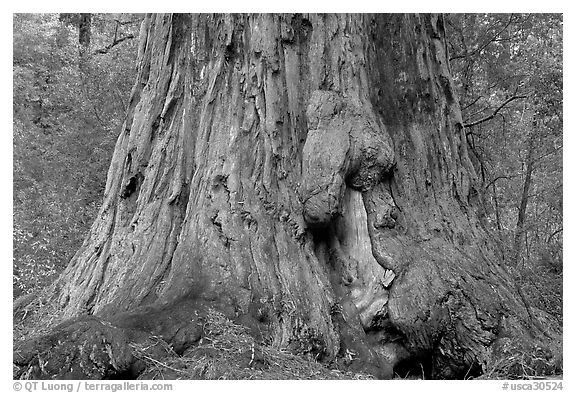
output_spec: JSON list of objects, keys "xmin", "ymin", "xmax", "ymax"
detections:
[{"xmin": 14, "ymin": 13, "xmax": 560, "ymax": 379}]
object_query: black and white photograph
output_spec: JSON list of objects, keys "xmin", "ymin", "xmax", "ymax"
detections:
[{"xmin": 12, "ymin": 10, "xmax": 564, "ymax": 385}]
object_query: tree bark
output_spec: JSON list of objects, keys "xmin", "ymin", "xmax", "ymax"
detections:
[{"xmin": 15, "ymin": 13, "xmax": 560, "ymax": 380}]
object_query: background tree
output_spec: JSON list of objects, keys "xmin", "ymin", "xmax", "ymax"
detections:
[
  {"xmin": 14, "ymin": 13, "xmax": 561, "ymax": 380},
  {"xmin": 13, "ymin": 13, "xmax": 140, "ymax": 296},
  {"xmin": 446, "ymin": 14, "xmax": 562, "ymax": 321}
]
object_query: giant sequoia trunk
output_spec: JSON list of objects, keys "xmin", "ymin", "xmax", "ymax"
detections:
[{"xmin": 14, "ymin": 13, "xmax": 559, "ymax": 379}]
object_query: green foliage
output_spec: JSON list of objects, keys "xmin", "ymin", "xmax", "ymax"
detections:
[
  {"xmin": 446, "ymin": 14, "xmax": 562, "ymax": 322},
  {"xmin": 13, "ymin": 13, "xmax": 140, "ymax": 297}
]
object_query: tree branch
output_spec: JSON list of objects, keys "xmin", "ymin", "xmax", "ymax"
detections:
[
  {"xmin": 450, "ymin": 14, "xmax": 515, "ymax": 61},
  {"xmin": 462, "ymin": 95, "xmax": 483, "ymax": 111},
  {"xmin": 464, "ymin": 95, "xmax": 528, "ymax": 129},
  {"xmin": 114, "ymin": 18, "xmax": 139, "ymax": 26},
  {"xmin": 546, "ymin": 228, "xmax": 563, "ymax": 243},
  {"xmin": 533, "ymin": 145, "xmax": 562, "ymax": 164},
  {"xmin": 94, "ymin": 34, "xmax": 135, "ymax": 55},
  {"xmin": 484, "ymin": 173, "xmax": 523, "ymax": 190}
]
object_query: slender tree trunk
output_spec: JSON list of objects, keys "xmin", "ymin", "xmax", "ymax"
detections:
[
  {"xmin": 14, "ymin": 13, "xmax": 559, "ymax": 380},
  {"xmin": 493, "ymin": 182, "xmax": 502, "ymax": 231},
  {"xmin": 513, "ymin": 126, "xmax": 536, "ymax": 266},
  {"xmin": 79, "ymin": 13, "xmax": 92, "ymax": 50},
  {"xmin": 78, "ymin": 13, "xmax": 92, "ymax": 73}
]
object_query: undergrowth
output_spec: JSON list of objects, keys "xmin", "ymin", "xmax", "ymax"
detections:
[
  {"xmin": 481, "ymin": 337, "xmax": 562, "ymax": 379},
  {"xmin": 131, "ymin": 309, "xmax": 371, "ymax": 380},
  {"xmin": 13, "ymin": 290, "xmax": 65, "ymax": 344}
]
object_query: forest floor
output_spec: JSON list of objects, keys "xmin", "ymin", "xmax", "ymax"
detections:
[
  {"xmin": 13, "ymin": 297, "xmax": 375, "ymax": 380},
  {"xmin": 14, "ymin": 295, "xmax": 562, "ymax": 381}
]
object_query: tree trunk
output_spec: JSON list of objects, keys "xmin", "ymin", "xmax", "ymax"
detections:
[
  {"xmin": 513, "ymin": 126, "xmax": 536, "ymax": 267},
  {"xmin": 14, "ymin": 13, "xmax": 559, "ymax": 380},
  {"xmin": 492, "ymin": 182, "xmax": 503, "ymax": 231},
  {"xmin": 78, "ymin": 13, "xmax": 92, "ymax": 50},
  {"xmin": 78, "ymin": 13, "xmax": 92, "ymax": 72}
]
